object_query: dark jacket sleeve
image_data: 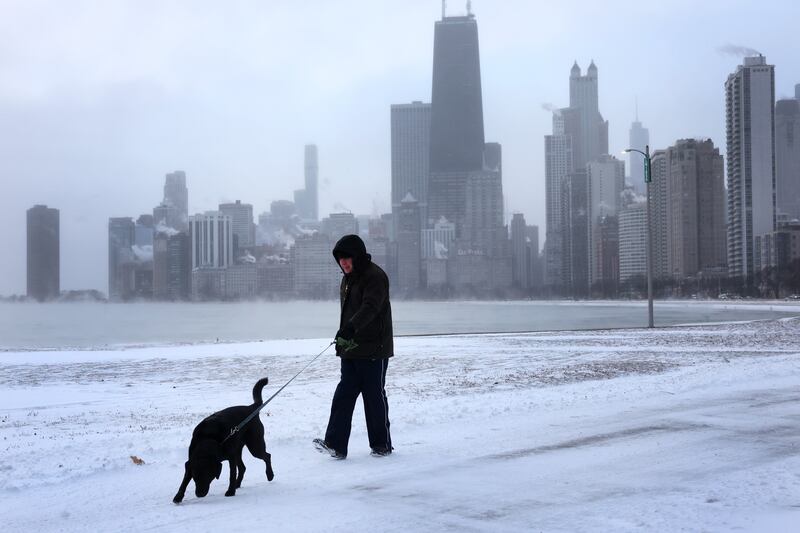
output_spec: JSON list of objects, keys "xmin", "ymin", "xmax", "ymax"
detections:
[{"xmin": 348, "ymin": 272, "xmax": 387, "ymax": 332}]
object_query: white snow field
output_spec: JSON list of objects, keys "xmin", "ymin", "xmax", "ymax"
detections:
[{"xmin": 2, "ymin": 318, "xmax": 800, "ymax": 532}]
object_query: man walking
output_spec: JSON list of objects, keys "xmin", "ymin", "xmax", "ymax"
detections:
[{"xmin": 314, "ymin": 234, "xmax": 393, "ymax": 459}]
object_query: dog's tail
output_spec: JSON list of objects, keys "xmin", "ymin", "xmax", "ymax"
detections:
[{"xmin": 252, "ymin": 377, "xmax": 269, "ymax": 405}]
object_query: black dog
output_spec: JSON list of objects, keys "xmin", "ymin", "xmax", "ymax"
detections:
[{"xmin": 173, "ymin": 377, "xmax": 275, "ymax": 503}]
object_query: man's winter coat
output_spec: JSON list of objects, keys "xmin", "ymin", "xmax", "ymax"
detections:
[{"xmin": 332, "ymin": 234, "xmax": 393, "ymax": 359}]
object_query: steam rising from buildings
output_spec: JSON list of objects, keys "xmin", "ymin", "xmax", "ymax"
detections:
[
  {"xmin": 541, "ymin": 103, "xmax": 562, "ymax": 116},
  {"xmin": 717, "ymin": 44, "xmax": 761, "ymax": 57}
]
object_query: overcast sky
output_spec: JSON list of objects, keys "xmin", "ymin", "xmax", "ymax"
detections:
[{"xmin": 1, "ymin": 0, "xmax": 799, "ymax": 295}]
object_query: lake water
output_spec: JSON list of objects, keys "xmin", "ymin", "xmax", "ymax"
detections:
[{"xmin": 1, "ymin": 300, "xmax": 798, "ymax": 351}]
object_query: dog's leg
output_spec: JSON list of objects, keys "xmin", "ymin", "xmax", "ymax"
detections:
[
  {"xmin": 235, "ymin": 455, "xmax": 246, "ymax": 489},
  {"xmin": 173, "ymin": 461, "xmax": 191, "ymax": 503},
  {"xmin": 225, "ymin": 454, "xmax": 239, "ymax": 497},
  {"xmin": 247, "ymin": 437, "xmax": 275, "ymax": 482},
  {"xmin": 263, "ymin": 451, "xmax": 274, "ymax": 482}
]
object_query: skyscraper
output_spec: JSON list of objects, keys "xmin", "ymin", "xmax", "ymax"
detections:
[
  {"xmin": 587, "ymin": 155, "xmax": 625, "ymax": 288},
  {"xmin": 427, "ymin": 10, "xmax": 485, "ymax": 235},
  {"xmin": 321, "ymin": 212, "xmax": 358, "ymax": 241},
  {"xmin": 163, "ymin": 171, "xmax": 188, "ymax": 230},
  {"xmin": 219, "ymin": 200, "xmax": 255, "ymax": 252},
  {"xmin": 154, "ymin": 230, "xmax": 190, "ymax": 300},
  {"xmin": 562, "ymin": 169, "xmax": 589, "ymax": 297},
  {"xmin": 190, "ymin": 212, "xmax": 233, "ymax": 270},
  {"xmin": 108, "ymin": 217, "xmax": 135, "ymax": 300},
  {"xmin": 544, "ymin": 111, "xmax": 573, "ymax": 288},
  {"xmin": 648, "ymin": 150, "xmax": 670, "ymax": 279},
  {"xmin": 27, "ymin": 205, "xmax": 59, "ymax": 301},
  {"xmin": 628, "ymin": 112, "xmax": 650, "ymax": 196},
  {"xmin": 510, "ymin": 213, "xmax": 529, "ymax": 288},
  {"xmin": 396, "ymin": 193, "xmax": 422, "ymax": 293},
  {"xmin": 527, "ymin": 224, "xmax": 542, "ymax": 288},
  {"xmin": 665, "ymin": 139, "xmax": 727, "ymax": 278},
  {"xmin": 294, "ymin": 144, "xmax": 319, "ymax": 221},
  {"xmin": 725, "ymin": 55, "xmax": 776, "ymax": 280},
  {"xmin": 544, "ymin": 62, "xmax": 609, "ymax": 294},
  {"xmin": 306, "ymin": 145, "xmax": 318, "ymax": 220},
  {"xmin": 291, "ymin": 233, "xmax": 340, "ymax": 299},
  {"xmin": 775, "ymin": 93, "xmax": 800, "ymax": 221},
  {"xmin": 569, "ymin": 61, "xmax": 609, "ymax": 169},
  {"xmin": 619, "ymin": 201, "xmax": 647, "ymax": 282},
  {"xmin": 391, "ymin": 102, "xmax": 431, "ymax": 225},
  {"xmin": 464, "ymin": 143, "xmax": 504, "ymax": 249}
]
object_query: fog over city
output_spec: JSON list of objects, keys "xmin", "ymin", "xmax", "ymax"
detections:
[{"xmin": 1, "ymin": 0, "xmax": 799, "ymax": 295}]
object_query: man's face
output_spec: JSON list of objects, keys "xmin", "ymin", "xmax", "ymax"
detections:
[{"xmin": 339, "ymin": 257, "xmax": 354, "ymax": 274}]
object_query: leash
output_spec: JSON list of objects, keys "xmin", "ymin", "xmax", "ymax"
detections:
[{"xmin": 221, "ymin": 338, "xmax": 356, "ymax": 443}]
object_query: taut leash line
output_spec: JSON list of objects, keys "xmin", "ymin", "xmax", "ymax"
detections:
[{"xmin": 222, "ymin": 341, "xmax": 335, "ymax": 443}]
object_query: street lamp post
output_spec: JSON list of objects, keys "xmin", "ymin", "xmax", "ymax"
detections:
[{"xmin": 623, "ymin": 144, "xmax": 655, "ymax": 328}]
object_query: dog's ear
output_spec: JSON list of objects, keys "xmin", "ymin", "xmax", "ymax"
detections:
[{"xmin": 215, "ymin": 462, "xmax": 222, "ymax": 480}]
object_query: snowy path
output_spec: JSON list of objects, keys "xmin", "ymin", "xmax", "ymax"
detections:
[{"xmin": 1, "ymin": 319, "xmax": 799, "ymax": 532}]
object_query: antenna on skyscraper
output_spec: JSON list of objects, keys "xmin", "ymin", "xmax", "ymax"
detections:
[
  {"xmin": 467, "ymin": 0, "xmax": 472, "ymax": 16},
  {"xmin": 635, "ymin": 97, "xmax": 639, "ymax": 122},
  {"xmin": 442, "ymin": 0, "xmax": 446, "ymax": 19}
]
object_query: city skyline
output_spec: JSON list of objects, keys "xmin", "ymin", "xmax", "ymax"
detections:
[{"xmin": 2, "ymin": 1, "xmax": 800, "ymax": 294}]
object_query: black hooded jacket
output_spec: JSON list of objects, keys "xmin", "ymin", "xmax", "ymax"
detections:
[{"xmin": 332, "ymin": 234, "xmax": 393, "ymax": 359}]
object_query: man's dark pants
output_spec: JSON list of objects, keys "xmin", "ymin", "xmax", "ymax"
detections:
[{"xmin": 325, "ymin": 357, "xmax": 391, "ymax": 457}]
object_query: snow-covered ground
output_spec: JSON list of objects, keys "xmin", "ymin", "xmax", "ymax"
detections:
[{"xmin": 1, "ymin": 319, "xmax": 799, "ymax": 532}]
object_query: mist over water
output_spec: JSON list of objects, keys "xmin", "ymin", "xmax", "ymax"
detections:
[{"xmin": 1, "ymin": 300, "xmax": 797, "ymax": 351}]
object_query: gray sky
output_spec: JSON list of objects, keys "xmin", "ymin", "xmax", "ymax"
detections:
[{"xmin": 1, "ymin": 0, "xmax": 799, "ymax": 295}]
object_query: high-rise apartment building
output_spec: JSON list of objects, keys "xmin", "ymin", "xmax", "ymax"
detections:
[
  {"xmin": 391, "ymin": 102, "xmax": 431, "ymax": 226},
  {"xmin": 27, "ymin": 205, "xmax": 59, "ymax": 301},
  {"xmin": 154, "ymin": 230, "xmax": 190, "ymax": 300},
  {"xmin": 544, "ymin": 112, "xmax": 573, "ymax": 288},
  {"xmin": 725, "ymin": 55, "xmax": 776, "ymax": 280},
  {"xmin": 219, "ymin": 200, "xmax": 255, "ymax": 252},
  {"xmin": 108, "ymin": 217, "xmax": 135, "ymax": 301},
  {"xmin": 189, "ymin": 212, "xmax": 232, "ymax": 300},
  {"xmin": 587, "ymin": 155, "xmax": 625, "ymax": 288},
  {"xmin": 321, "ymin": 213, "xmax": 358, "ymax": 241},
  {"xmin": 776, "ymin": 93, "xmax": 800, "ymax": 221},
  {"xmin": 396, "ymin": 193, "xmax": 422, "ymax": 293},
  {"xmin": 648, "ymin": 150, "xmax": 670, "ymax": 279},
  {"xmin": 510, "ymin": 213, "xmax": 530, "ymax": 289},
  {"xmin": 665, "ymin": 139, "xmax": 727, "ymax": 278},
  {"xmin": 619, "ymin": 201, "xmax": 647, "ymax": 282},
  {"xmin": 596, "ymin": 215, "xmax": 619, "ymax": 295},
  {"xmin": 561, "ymin": 170, "xmax": 589, "ymax": 297},
  {"xmin": 189, "ymin": 212, "xmax": 233, "ymax": 270},
  {"xmin": 292, "ymin": 233, "xmax": 340, "ymax": 298}
]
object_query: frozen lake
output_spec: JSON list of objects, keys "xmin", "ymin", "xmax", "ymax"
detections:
[{"xmin": 1, "ymin": 299, "xmax": 799, "ymax": 350}]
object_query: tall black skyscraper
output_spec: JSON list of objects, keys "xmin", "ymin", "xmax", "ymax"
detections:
[
  {"xmin": 27, "ymin": 205, "xmax": 60, "ymax": 301},
  {"xmin": 427, "ymin": 9, "xmax": 486, "ymax": 235}
]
